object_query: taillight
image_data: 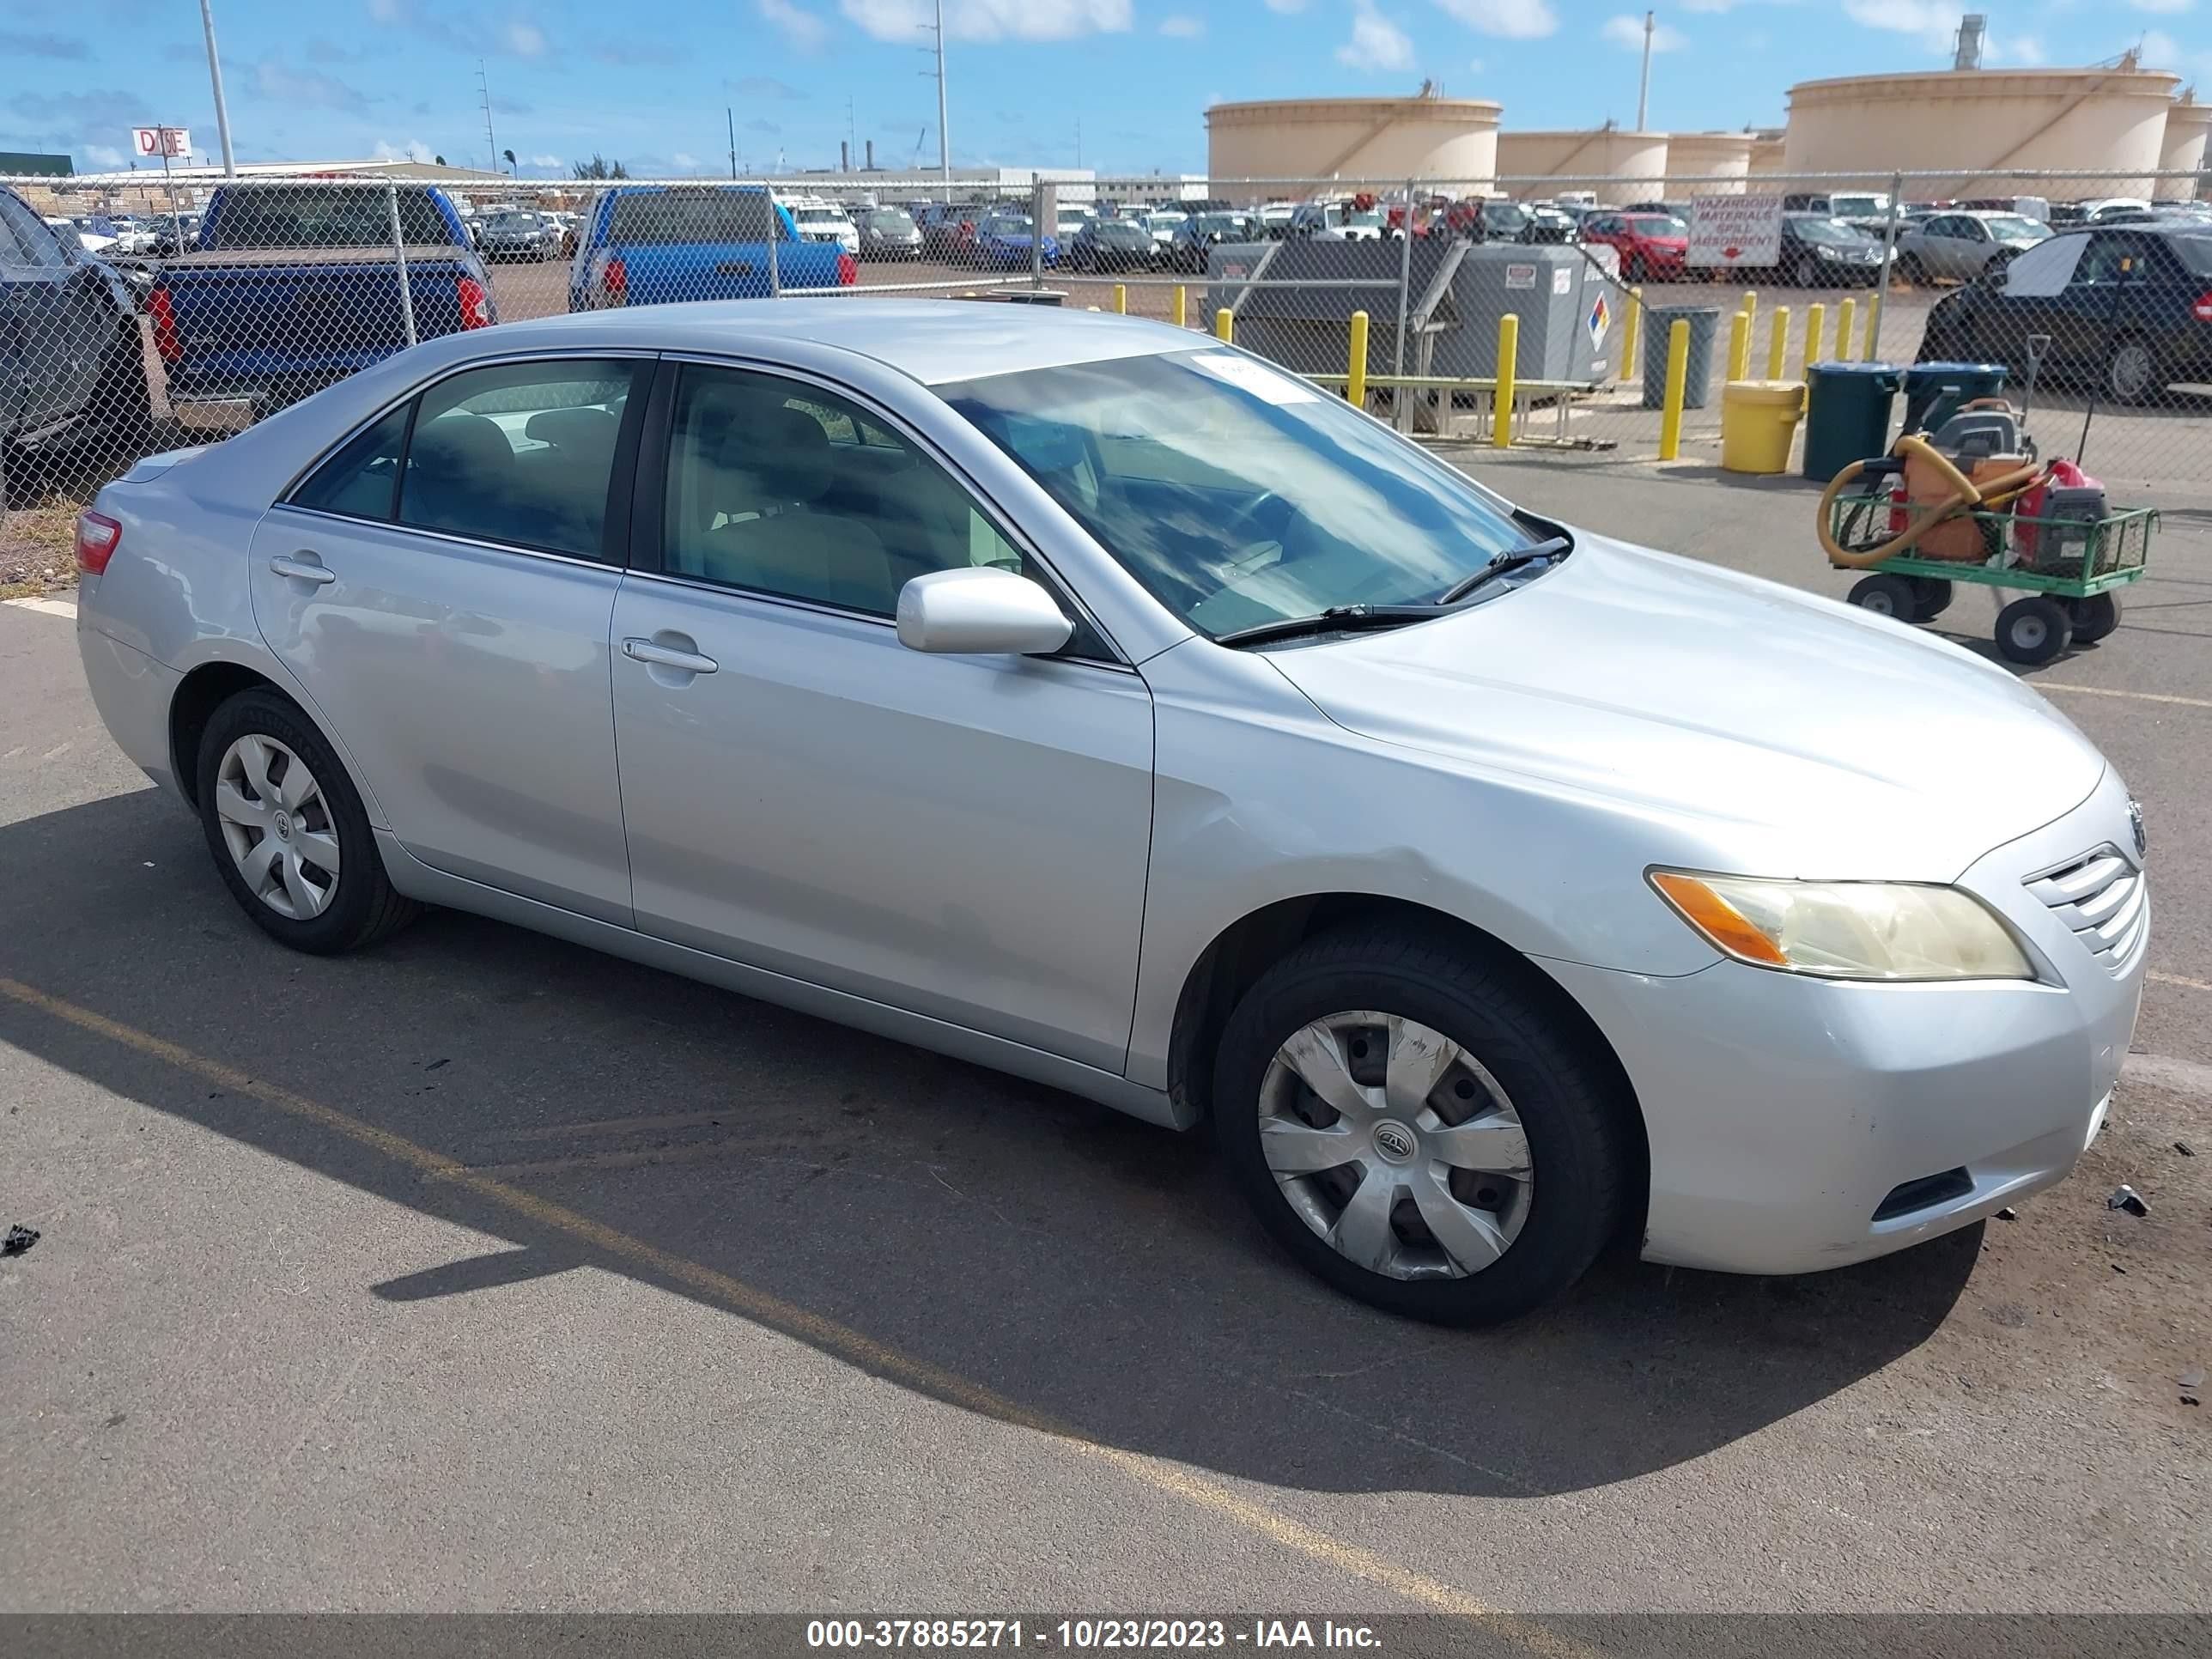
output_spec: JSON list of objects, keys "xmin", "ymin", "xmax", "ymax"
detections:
[
  {"xmin": 605, "ymin": 254, "xmax": 628, "ymax": 304},
  {"xmin": 2193, "ymin": 290, "xmax": 2212, "ymax": 323},
  {"xmin": 148, "ymin": 287, "xmax": 180, "ymax": 364},
  {"xmin": 76, "ymin": 511, "xmax": 122, "ymax": 576},
  {"xmin": 837, "ymin": 252, "xmax": 857, "ymax": 287},
  {"xmin": 457, "ymin": 274, "xmax": 492, "ymax": 329}
]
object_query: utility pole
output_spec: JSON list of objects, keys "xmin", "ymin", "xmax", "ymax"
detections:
[
  {"xmin": 477, "ymin": 62, "xmax": 499, "ymax": 174},
  {"xmin": 727, "ymin": 107, "xmax": 738, "ymax": 179},
  {"xmin": 1636, "ymin": 9, "xmax": 1654, "ymax": 131},
  {"xmin": 198, "ymin": 0, "xmax": 236, "ymax": 176},
  {"xmin": 933, "ymin": 0, "xmax": 951, "ymax": 198}
]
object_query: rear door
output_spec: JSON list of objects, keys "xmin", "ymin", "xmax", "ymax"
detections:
[
  {"xmin": 250, "ymin": 353, "xmax": 652, "ymax": 924},
  {"xmin": 1963, "ymin": 230, "xmax": 2089, "ymax": 371}
]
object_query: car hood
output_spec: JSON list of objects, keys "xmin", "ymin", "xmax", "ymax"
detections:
[{"xmin": 1262, "ymin": 534, "xmax": 2106, "ymax": 880}]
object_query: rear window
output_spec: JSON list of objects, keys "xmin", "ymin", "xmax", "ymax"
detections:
[
  {"xmin": 606, "ymin": 189, "xmax": 776, "ymax": 245},
  {"xmin": 206, "ymin": 186, "xmax": 454, "ymax": 249},
  {"xmin": 2168, "ymin": 230, "xmax": 2212, "ymax": 276}
]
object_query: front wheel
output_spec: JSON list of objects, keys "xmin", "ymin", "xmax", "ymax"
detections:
[
  {"xmin": 196, "ymin": 689, "xmax": 422, "ymax": 954},
  {"xmin": 1995, "ymin": 594, "xmax": 2074, "ymax": 665},
  {"xmin": 2105, "ymin": 338, "xmax": 2159, "ymax": 406},
  {"xmin": 1848, "ymin": 573, "xmax": 1919, "ymax": 620},
  {"xmin": 1795, "ymin": 253, "xmax": 1821, "ymax": 289},
  {"xmin": 1213, "ymin": 926, "xmax": 1629, "ymax": 1325}
]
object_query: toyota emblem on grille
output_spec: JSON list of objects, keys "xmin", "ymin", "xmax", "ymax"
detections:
[{"xmin": 2128, "ymin": 799, "xmax": 2147, "ymax": 860}]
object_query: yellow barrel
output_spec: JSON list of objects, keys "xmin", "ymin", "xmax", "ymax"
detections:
[{"xmin": 1719, "ymin": 379, "xmax": 1808, "ymax": 475}]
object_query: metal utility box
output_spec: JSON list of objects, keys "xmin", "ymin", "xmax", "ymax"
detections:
[
  {"xmin": 1427, "ymin": 244, "xmax": 1620, "ymax": 386},
  {"xmin": 1203, "ymin": 240, "xmax": 1442, "ymax": 380}
]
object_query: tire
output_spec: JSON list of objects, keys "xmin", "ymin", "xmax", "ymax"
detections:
[
  {"xmin": 1898, "ymin": 253, "xmax": 1928, "ymax": 287},
  {"xmin": 2069, "ymin": 591, "xmax": 2121, "ymax": 644},
  {"xmin": 1908, "ymin": 576, "xmax": 1954, "ymax": 622},
  {"xmin": 88, "ymin": 325, "xmax": 154, "ymax": 458},
  {"xmin": 1848, "ymin": 573, "xmax": 1919, "ymax": 620},
  {"xmin": 1995, "ymin": 595, "xmax": 2074, "ymax": 665},
  {"xmin": 1624, "ymin": 252, "xmax": 1645, "ymax": 284},
  {"xmin": 195, "ymin": 688, "xmax": 422, "ymax": 955},
  {"xmin": 1212, "ymin": 924, "xmax": 1630, "ymax": 1325},
  {"xmin": 2104, "ymin": 337, "xmax": 2158, "ymax": 406},
  {"xmin": 1794, "ymin": 253, "xmax": 1820, "ymax": 289}
]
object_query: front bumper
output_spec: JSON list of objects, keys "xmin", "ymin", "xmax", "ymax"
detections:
[{"xmin": 1548, "ymin": 769, "xmax": 2145, "ymax": 1276}]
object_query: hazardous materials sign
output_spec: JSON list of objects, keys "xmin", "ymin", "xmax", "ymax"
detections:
[{"xmin": 1688, "ymin": 195, "xmax": 1783, "ymax": 269}]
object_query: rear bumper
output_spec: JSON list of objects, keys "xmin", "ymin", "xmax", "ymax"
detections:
[
  {"xmin": 77, "ymin": 621, "xmax": 183, "ymax": 796},
  {"xmin": 1548, "ymin": 769, "xmax": 2144, "ymax": 1276}
]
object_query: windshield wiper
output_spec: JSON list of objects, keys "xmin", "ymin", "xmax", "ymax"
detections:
[
  {"xmin": 1215, "ymin": 605, "xmax": 1443, "ymax": 649},
  {"xmin": 1436, "ymin": 536, "xmax": 1571, "ymax": 605}
]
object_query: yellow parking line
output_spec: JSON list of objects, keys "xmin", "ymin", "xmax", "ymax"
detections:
[
  {"xmin": 0, "ymin": 974, "xmax": 1593, "ymax": 1649},
  {"xmin": 2036, "ymin": 683, "xmax": 2212, "ymax": 711},
  {"xmin": 2150, "ymin": 970, "xmax": 2212, "ymax": 994}
]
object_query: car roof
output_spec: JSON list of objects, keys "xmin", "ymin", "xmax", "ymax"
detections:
[{"xmin": 481, "ymin": 298, "xmax": 1205, "ymax": 386}]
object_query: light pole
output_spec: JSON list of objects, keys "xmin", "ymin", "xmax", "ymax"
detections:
[
  {"xmin": 933, "ymin": 0, "xmax": 951, "ymax": 198},
  {"xmin": 1636, "ymin": 9, "xmax": 1654, "ymax": 132},
  {"xmin": 199, "ymin": 0, "xmax": 236, "ymax": 176}
]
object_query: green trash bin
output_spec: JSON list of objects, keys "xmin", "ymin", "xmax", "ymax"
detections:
[
  {"xmin": 1802, "ymin": 361, "xmax": 1902, "ymax": 483},
  {"xmin": 1902, "ymin": 361, "xmax": 2007, "ymax": 434}
]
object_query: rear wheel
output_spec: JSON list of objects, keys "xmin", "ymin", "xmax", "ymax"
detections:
[
  {"xmin": 1898, "ymin": 252, "xmax": 1929, "ymax": 287},
  {"xmin": 2105, "ymin": 337, "xmax": 2158, "ymax": 406},
  {"xmin": 1995, "ymin": 595, "xmax": 2074, "ymax": 665},
  {"xmin": 2069, "ymin": 591, "xmax": 2121, "ymax": 644},
  {"xmin": 1213, "ymin": 926, "xmax": 1629, "ymax": 1325},
  {"xmin": 88, "ymin": 325, "xmax": 154, "ymax": 459},
  {"xmin": 196, "ymin": 689, "xmax": 422, "ymax": 954},
  {"xmin": 1848, "ymin": 573, "xmax": 1919, "ymax": 620},
  {"xmin": 1908, "ymin": 576, "xmax": 1954, "ymax": 622}
]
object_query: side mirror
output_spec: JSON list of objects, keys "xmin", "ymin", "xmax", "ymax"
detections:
[
  {"xmin": 896, "ymin": 567, "xmax": 1073, "ymax": 657},
  {"xmin": 1985, "ymin": 268, "xmax": 2008, "ymax": 289}
]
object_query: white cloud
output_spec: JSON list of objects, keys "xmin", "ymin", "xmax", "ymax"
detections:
[
  {"xmin": 372, "ymin": 137, "xmax": 434, "ymax": 163},
  {"xmin": 2001, "ymin": 33, "xmax": 2047, "ymax": 64},
  {"xmin": 761, "ymin": 0, "xmax": 830, "ymax": 49},
  {"xmin": 1337, "ymin": 0, "xmax": 1414, "ymax": 70},
  {"xmin": 1681, "ymin": 0, "xmax": 1737, "ymax": 9},
  {"xmin": 530, "ymin": 151, "xmax": 562, "ymax": 167},
  {"xmin": 1431, "ymin": 0, "xmax": 1556, "ymax": 39},
  {"xmin": 2137, "ymin": 27, "xmax": 2181, "ymax": 62},
  {"xmin": 840, "ymin": 0, "xmax": 1133, "ymax": 42},
  {"xmin": 1159, "ymin": 12, "xmax": 1204, "ymax": 33},
  {"xmin": 1601, "ymin": 13, "xmax": 1683, "ymax": 50},
  {"xmin": 672, "ymin": 151, "xmax": 699, "ymax": 169},
  {"xmin": 505, "ymin": 21, "xmax": 547, "ymax": 56},
  {"xmin": 1467, "ymin": 55, "xmax": 1483, "ymax": 70},
  {"xmin": 2128, "ymin": 0, "xmax": 2193, "ymax": 14},
  {"xmin": 367, "ymin": 0, "xmax": 400, "ymax": 21},
  {"xmin": 1840, "ymin": 0, "xmax": 1957, "ymax": 51},
  {"xmin": 1263, "ymin": 0, "xmax": 1305, "ymax": 10},
  {"xmin": 85, "ymin": 143, "xmax": 125, "ymax": 167}
]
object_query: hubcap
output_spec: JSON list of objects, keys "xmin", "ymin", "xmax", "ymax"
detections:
[
  {"xmin": 2014, "ymin": 615, "xmax": 2049, "ymax": 651},
  {"xmin": 1258, "ymin": 1011, "xmax": 1533, "ymax": 1281},
  {"xmin": 2112, "ymin": 345, "xmax": 2152, "ymax": 399},
  {"xmin": 214, "ymin": 734, "xmax": 341, "ymax": 921}
]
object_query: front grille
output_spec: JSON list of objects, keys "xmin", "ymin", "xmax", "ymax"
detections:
[{"xmin": 2024, "ymin": 844, "xmax": 2148, "ymax": 976}]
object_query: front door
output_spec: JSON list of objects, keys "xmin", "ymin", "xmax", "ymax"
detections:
[
  {"xmin": 250, "ymin": 355, "xmax": 651, "ymax": 924},
  {"xmin": 610, "ymin": 361, "xmax": 1154, "ymax": 1072}
]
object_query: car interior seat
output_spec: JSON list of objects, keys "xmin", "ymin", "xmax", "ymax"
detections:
[{"xmin": 694, "ymin": 404, "xmax": 898, "ymax": 612}]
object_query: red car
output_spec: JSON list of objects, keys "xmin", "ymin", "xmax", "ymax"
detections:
[{"xmin": 1577, "ymin": 210, "xmax": 1690, "ymax": 283}]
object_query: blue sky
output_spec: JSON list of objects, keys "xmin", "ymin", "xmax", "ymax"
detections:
[{"xmin": 2, "ymin": 0, "xmax": 2203, "ymax": 179}]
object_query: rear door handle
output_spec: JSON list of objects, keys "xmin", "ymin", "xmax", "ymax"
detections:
[
  {"xmin": 268, "ymin": 555, "xmax": 337, "ymax": 586},
  {"xmin": 623, "ymin": 636, "xmax": 719, "ymax": 675}
]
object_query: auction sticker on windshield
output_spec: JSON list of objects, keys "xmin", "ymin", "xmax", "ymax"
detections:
[
  {"xmin": 1688, "ymin": 194, "xmax": 1783, "ymax": 269},
  {"xmin": 1188, "ymin": 352, "xmax": 1320, "ymax": 404}
]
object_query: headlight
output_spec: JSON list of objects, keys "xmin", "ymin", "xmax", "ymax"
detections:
[
  {"xmin": 1649, "ymin": 872, "xmax": 2033, "ymax": 982},
  {"xmin": 1817, "ymin": 246, "xmax": 1840, "ymax": 259}
]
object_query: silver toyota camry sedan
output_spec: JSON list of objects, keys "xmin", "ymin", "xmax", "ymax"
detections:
[{"xmin": 73, "ymin": 301, "xmax": 2145, "ymax": 1324}]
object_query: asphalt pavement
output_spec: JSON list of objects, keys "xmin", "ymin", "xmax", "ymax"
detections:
[{"xmin": 3, "ymin": 451, "xmax": 2208, "ymax": 1626}]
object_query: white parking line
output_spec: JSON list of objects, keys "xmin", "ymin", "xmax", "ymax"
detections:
[
  {"xmin": 2038, "ymin": 682, "xmax": 2212, "ymax": 711},
  {"xmin": 2, "ymin": 596, "xmax": 76, "ymax": 621}
]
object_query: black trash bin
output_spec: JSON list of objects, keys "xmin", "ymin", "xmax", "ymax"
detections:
[
  {"xmin": 1902, "ymin": 361, "xmax": 2007, "ymax": 433},
  {"xmin": 1642, "ymin": 305, "xmax": 1723, "ymax": 410},
  {"xmin": 1802, "ymin": 361, "xmax": 1903, "ymax": 483}
]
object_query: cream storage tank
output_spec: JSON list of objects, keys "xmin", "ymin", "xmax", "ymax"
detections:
[
  {"xmin": 1664, "ymin": 132, "xmax": 1754, "ymax": 195},
  {"xmin": 1783, "ymin": 64, "xmax": 2182, "ymax": 200},
  {"xmin": 1204, "ymin": 95, "xmax": 1502, "ymax": 197},
  {"xmin": 1495, "ymin": 129, "xmax": 1668, "ymax": 204},
  {"xmin": 2160, "ymin": 92, "xmax": 2210, "ymax": 196}
]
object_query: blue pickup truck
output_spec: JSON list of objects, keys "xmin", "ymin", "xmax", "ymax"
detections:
[
  {"xmin": 149, "ymin": 181, "xmax": 496, "ymax": 424},
  {"xmin": 568, "ymin": 185, "xmax": 853, "ymax": 311}
]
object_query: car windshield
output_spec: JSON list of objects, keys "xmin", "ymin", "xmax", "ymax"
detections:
[
  {"xmin": 990, "ymin": 214, "xmax": 1036, "ymax": 235},
  {"xmin": 1100, "ymin": 222, "xmax": 1151, "ymax": 243},
  {"xmin": 2169, "ymin": 231, "xmax": 2212, "ymax": 276},
  {"xmin": 939, "ymin": 350, "xmax": 1536, "ymax": 640},
  {"xmin": 1791, "ymin": 216, "xmax": 1870, "ymax": 246},
  {"xmin": 1627, "ymin": 215, "xmax": 1686, "ymax": 236},
  {"xmin": 205, "ymin": 185, "xmax": 456, "ymax": 248},
  {"xmin": 866, "ymin": 210, "xmax": 915, "ymax": 232},
  {"xmin": 1982, "ymin": 215, "xmax": 2046, "ymax": 241},
  {"xmin": 1193, "ymin": 214, "xmax": 1246, "ymax": 235},
  {"xmin": 487, "ymin": 212, "xmax": 538, "ymax": 231},
  {"xmin": 1830, "ymin": 195, "xmax": 1888, "ymax": 217},
  {"xmin": 1146, "ymin": 213, "xmax": 1184, "ymax": 230},
  {"xmin": 793, "ymin": 206, "xmax": 842, "ymax": 223},
  {"xmin": 1482, "ymin": 204, "xmax": 1529, "ymax": 230}
]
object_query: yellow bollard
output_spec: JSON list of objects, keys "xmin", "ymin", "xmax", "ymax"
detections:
[
  {"xmin": 1835, "ymin": 297, "xmax": 1856, "ymax": 362},
  {"xmin": 1620, "ymin": 285, "xmax": 1643, "ymax": 378},
  {"xmin": 1727, "ymin": 309, "xmax": 1751, "ymax": 384},
  {"xmin": 1493, "ymin": 313, "xmax": 1519, "ymax": 449},
  {"xmin": 1113, "ymin": 283, "xmax": 1127, "ymax": 315},
  {"xmin": 1766, "ymin": 307, "xmax": 1790, "ymax": 380},
  {"xmin": 1741, "ymin": 289, "xmax": 1758, "ymax": 325},
  {"xmin": 1658, "ymin": 319, "xmax": 1690, "ymax": 461},
  {"xmin": 1214, "ymin": 308, "xmax": 1233, "ymax": 343},
  {"xmin": 1172, "ymin": 285, "xmax": 1187, "ymax": 328},
  {"xmin": 1861, "ymin": 304, "xmax": 1880, "ymax": 362},
  {"xmin": 1802, "ymin": 302, "xmax": 1825, "ymax": 378},
  {"xmin": 1346, "ymin": 310, "xmax": 1370, "ymax": 409}
]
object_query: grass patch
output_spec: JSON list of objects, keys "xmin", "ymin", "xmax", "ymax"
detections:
[{"xmin": 0, "ymin": 497, "xmax": 82, "ymax": 598}]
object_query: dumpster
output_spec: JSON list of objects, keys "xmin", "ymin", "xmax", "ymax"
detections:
[
  {"xmin": 1642, "ymin": 306, "xmax": 1723, "ymax": 410},
  {"xmin": 1721, "ymin": 380, "xmax": 1807, "ymax": 475},
  {"xmin": 1802, "ymin": 361, "xmax": 1902, "ymax": 483},
  {"xmin": 1903, "ymin": 361, "xmax": 2007, "ymax": 434}
]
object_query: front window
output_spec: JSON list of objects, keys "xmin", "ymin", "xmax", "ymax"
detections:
[
  {"xmin": 1626, "ymin": 215, "xmax": 1686, "ymax": 237},
  {"xmin": 1829, "ymin": 194, "xmax": 1888, "ymax": 217},
  {"xmin": 1790, "ymin": 216, "xmax": 1869, "ymax": 246},
  {"xmin": 939, "ymin": 350, "xmax": 1538, "ymax": 640},
  {"xmin": 866, "ymin": 210, "xmax": 915, "ymax": 233},
  {"xmin": 1982, "ymin": 215, "xmax": 2045, "ymax": 242},
  {"xmin": 991, "ymin": 214, "xmax": 1036, "ymax": 235}
]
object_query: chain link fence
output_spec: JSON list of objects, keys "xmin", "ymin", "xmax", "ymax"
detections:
[{"xmin": 4, "ymin": 164, "xmax": 2208, "ymax": 587}]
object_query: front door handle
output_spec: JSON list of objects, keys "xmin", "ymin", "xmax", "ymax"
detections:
[
  {"xmin": 623, "ymin": 636, "xmax": 719, "ymax": 675},
  {"xmin": 269, "ymin": 555, "xmax": 337, "ymax": 586}
]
